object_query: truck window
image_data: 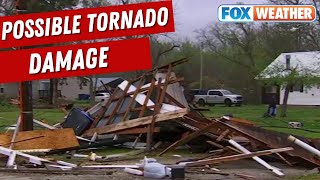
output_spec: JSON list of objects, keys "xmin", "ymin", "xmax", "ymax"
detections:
[
  {"xmin": 199, "ymin": 90, "xmax": 207, "ymax": 95},
  {"xmin": 209, "ymin": 91, "xmax": 222, "ymax": 96}
]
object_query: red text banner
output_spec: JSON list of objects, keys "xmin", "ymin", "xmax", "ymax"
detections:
[
  {"xmin": 0, "ymin": 38, "xmax": 152, "ymax": 83},
  {"xmin": 0, "ymin": 1, "xmax": 174, "ymax": 48}
]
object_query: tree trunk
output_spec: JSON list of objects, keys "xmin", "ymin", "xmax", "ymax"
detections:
[
  {"xmin": 280, "ymin": 84, "xmax": 290, "ymax": 117},
  {"xmin": 52, "ymin": 79, "xmax": 58, "ymax": 106},
  {"xmin": 253, "ymin": 80, "xmax": 262, "ymax": 104},
  {"xmin": 49, "ymin": 79, "xmax": 53, "ymax": 104}
]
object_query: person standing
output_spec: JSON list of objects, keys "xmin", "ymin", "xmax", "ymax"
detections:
[{"xmin": 267, "ymin": 95, "xmax": 277, "ymax": 117}]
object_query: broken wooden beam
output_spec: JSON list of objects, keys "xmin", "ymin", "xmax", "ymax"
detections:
[
  {"xmin": 182, "ymin": 147, "xmax": 293, "ymax": 167},
  {"xmin": 147, "ymin": 77, "xmax": 163, "ymax": 151},
  {"xmin": 0, "ymin": 145, "xmax": 77, "ymax": 167},
  {"xmin": 229, "ymin": 139, "xmax": 285, "ymax": 177},
  {"xmin": 216, "ymin": 129, "xmax": 230, "ymax": 142},
  {"xmin": 115, "ymin": 127, "xmax": 160, "ymax": 135},
  {"xmin": 219, "ymin": 119, "xmax": 320, "ymax": 166},
  {"xmin": 159, "ymin": 121, "xmax": 217, "ymax": 156},
  {"xmin": 83, "ymin": 108, "xmax": 188, "ymax": 137}
]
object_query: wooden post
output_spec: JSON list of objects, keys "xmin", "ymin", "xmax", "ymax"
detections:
[
  {"xmin": 146, "ymin": 64, "xmax": 172, "ymax": 151},
  {"xmin": 16, "ymin": 0, "xmax": 33, "ymax": 131},
  {"xmin": 121, "ymin": 77, "xmax": 146, "ymax": 122},
  {"xmin": 146, "ymin": 78, "xmax": 162, "ymax": 151}
]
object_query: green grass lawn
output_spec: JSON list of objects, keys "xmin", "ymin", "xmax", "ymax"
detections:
[
  {"xmin": 0, "ymin": 100, "xmax": 91, "ymax": 131},
  {"xmin": 0, "ymin": 104, "xmax": 319, "ymax": 138},
  {"xmin": 202, "ymin": 105, "xmax": 320, "ymax": 138},
  {"xmin": 292, "ymin": 174, "xmax": 320, "ymax": 180},
  {"xmin": 0, "ymin": 107, "xmax": 65, "ymax": 131}
]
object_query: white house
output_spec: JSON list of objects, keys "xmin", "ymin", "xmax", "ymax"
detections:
[
  {"xmin": 0, "ymin": 77, "xmax": 123, "ymax": 101},
  {"xmin": 259, "ymin": 51, "xmax": 320, "ymax": 106},
  {"xmin": 0, "ymin": 77, "xmax": 90, "ymax": 100}
]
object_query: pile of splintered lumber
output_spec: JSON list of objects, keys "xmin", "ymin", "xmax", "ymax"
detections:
[
  {"xmin": 74, "ymin": 59, "xmax": 320, "ymax": 173},
  {"xmin": 82, "ymin": 58, "xmax": 190, "ymax": 151}
]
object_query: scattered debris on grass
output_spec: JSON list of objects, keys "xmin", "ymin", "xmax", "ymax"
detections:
[{"xmin": 1, "ymin": 59, "xmax": 320, "ymax": 179}]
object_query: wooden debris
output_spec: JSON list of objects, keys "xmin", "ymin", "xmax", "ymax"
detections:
[
  {"xmin": 275, "ymin": 152, "xmax": 293, "ymax": 166},
  {"xmin": 84, "ymin": 108, "xmax": 188, "ymax": 136},
  {"xmin": 0, "ymin": 145, "xmax": 77, "ymax": 167},
  {"xmin": 234, "ymin": 173, "xmax": 256, "ymax": 180},
  {"xmin": 104, "ymin": 150, "xmax": 144, "ymax": 161},
  {"xmin": 115, "ymin": 127, "xmax": 160, "ymax": 135},
  {"xmin": 79, "ymin": 59, "xmax": 189, "ymax": 153},
  {"xmin": 147, "ymin": 77, "xmax": 163, "ymax": 151},
  {"xmin": 0, "ymin": 168, "xmax": 114, "ymax": 175},
  {"xmin": 182, "ymin": 147, "xmax": 293, "ymax": 167},
  {"xmin": 185, "ymin": 169, "xmax": 229, "ymax": 176},
  {"xmin": 218, "ymin": 118, "xmax": 320, "ymax": 166},
  {"xmin": 9, "ymin": 116, "xmax": 21, "ymax": 149},
  {"xmin": 206, "ymin": 141, "xmax": 225, "ymax": 149},
  {"xmin": 216, "ymin": 129, "xmax": 230, "ymax": 142},
  {"xmin": 0, "ymin": 128, "xmax": 79, "ymax": 151},
  {"xmin": 229, "ymin": 139, "xmax": 285, "ymax": 177},
  {"xmin": 159, "ymin": 121, "xmax": 217, "ymax": 156}
]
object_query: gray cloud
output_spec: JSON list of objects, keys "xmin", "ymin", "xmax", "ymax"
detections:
[{"xmin": 172, "ymin": 0, "xmax": 264, "ymax": 39}]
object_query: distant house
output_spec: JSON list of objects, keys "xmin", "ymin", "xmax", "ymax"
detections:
[
  {"xmin": 58, "ymin": 77, "xmax": 90, "ymax": 100},
  {"xmin": 259, "ymin": 51, "xmax": 320, "ymax": 106},
  {"xmin": 0, "ymin": 77, "xmax": 90, "ymax": 100},
  {"xmin": 0, "ymin": 77, "xmax": 124, "ymax": 100}
]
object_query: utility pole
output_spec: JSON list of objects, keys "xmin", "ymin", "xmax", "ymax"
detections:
[
  {"xmin": 16, "ymin": 0, "xmax": 33, "ymax": 131},
  {"xmin": 199, "ymin": 45, "xmax": 203, "ymax": 89}
]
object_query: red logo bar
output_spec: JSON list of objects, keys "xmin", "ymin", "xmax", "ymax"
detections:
[{"xmin": 0, "ymin": 38, "xmax": 152, "ymax": 83}]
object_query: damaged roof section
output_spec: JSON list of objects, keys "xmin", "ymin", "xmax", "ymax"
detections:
[{"xmin": 83, "ymin": 58, "xmax": 189, "ymax": 151}]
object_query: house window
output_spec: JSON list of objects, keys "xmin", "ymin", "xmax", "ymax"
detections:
[
  {"xmin": 290, "ymin": 84, "xmax": 304, "ymax": 93},
  {"xmin": 285, "ymin": 55, "xmax": 291, "ymax": 70},
  {"xmin": 0, "ymin": 88, "xmax": 4, "ymax": 93},
  {"xmin": 39, "ymin": 81, "xmax": 50, "ymax": 90}
]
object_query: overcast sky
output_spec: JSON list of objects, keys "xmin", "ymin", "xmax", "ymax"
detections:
[{"xmin": 172, "ymin": 0, "xmax": 264, "ymax": 39}]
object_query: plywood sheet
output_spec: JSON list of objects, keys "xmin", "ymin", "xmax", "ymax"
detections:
[{"xmin": 0, "ymin": 128, "xmax": 79, "ymax": 150}]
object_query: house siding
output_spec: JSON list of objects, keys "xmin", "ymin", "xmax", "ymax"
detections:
[
  {"xmin": 0, "ymin": 77, "xmax": 90, "ymax": 100},
  {"xmin": 280, "ymin": 85, "xmax": 320, "ymax": 105},
  {"xmin": 32, "ymin": 81, "xmax": 40, "ymax": 100},
  {"xmin": 58, "ymin": 77, "xmax": 90, "ymax": 100},
  {"xmin": 0, "ymin": 81, "xmax": 40, "ymax": 99},
  {"xmin": 0, "ymin": 83, "xmax": 19, "ymax": 98}
]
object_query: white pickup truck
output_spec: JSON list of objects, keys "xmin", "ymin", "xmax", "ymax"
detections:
[{"xmin": 192, "ymin": 89, "xmax": 243, "ymax": 106}]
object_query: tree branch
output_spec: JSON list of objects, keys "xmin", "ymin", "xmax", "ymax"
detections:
[{"xmin": 158, "ymin": 45, "xmax": 179, "ymax": 57}]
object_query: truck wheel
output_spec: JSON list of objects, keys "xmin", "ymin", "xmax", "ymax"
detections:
[
  {"xmin": 224, "ymin": 99, "xmax": 232, "ymax": 107},
  {"xmin": 198, "ymin": 99, "xmax": 205, "ymax": 107}
]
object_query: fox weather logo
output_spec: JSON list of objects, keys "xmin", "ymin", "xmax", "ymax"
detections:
[{"xmin": 218, "ymin": 5, "xmax": 316, "ymax": 22}]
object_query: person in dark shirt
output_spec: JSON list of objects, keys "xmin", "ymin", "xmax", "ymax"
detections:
[{"xmin": 267, "ymin": 95, "xmax": 277, "ymax": 117}]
